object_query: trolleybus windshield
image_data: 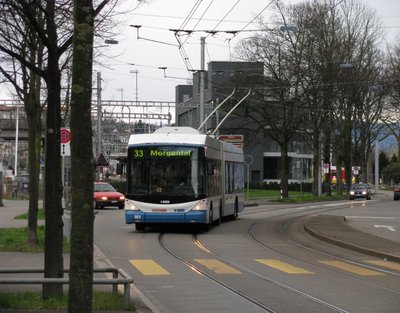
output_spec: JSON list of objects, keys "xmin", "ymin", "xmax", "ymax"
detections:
[{"xmin": 127, "ymin": 145, "xmax": 206, "ymax": 204}]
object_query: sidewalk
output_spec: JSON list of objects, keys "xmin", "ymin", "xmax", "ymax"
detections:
[
  {"xmin": 0, "ymin": 199, "xmax": 150, "ymax": 313},
  {"xmin": 304, "ymin": 214, "xmax": 400, "ymax": 262}
]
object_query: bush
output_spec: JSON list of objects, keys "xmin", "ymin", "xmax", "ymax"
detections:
[
  {"xmin": 106, "ymin": 179, "xmax": 127, "ymax": 194},
  {"xmin": 248, "ymin": 181, "xmax": 312, "ymax": 192},
  {"xmin": 382, "ymin": 162, "xmax": 400, "ymax": 184}
]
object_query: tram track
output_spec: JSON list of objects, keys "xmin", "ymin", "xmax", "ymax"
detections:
[
  {"xmin": 159, "ymin": 226, "xmax": 353, "ymax": 313},
  {"xmin": 281, "ymin": 214, "xmax": 400, "ymax": 278},
  {"xmin": 156, "ymin": 198, "xmax": 399, "ymax": 313},
  {"xmin": 245, "ymin": 199, "xmax": 400, "ymax": 294},
  {"xmin": 250, "ymin": 197, "xmax": 400, "ymax": 278},
  {"xmin": 192, "ymin": 235, "xmax": 352, "ymax": 313},
  {"xmin": 188, "ymin": 199, "xmax": 399, "ymax": 312},
  {"xmin": 158, "ymin": 233, "xmax": 278, "ymax": 313}
]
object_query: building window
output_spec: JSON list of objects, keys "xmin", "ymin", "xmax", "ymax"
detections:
[{"xmin": 263, "ymin": 157, "xmax": 280, "ymax": 179}]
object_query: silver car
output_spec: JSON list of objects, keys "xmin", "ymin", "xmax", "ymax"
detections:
[{"xmin": 349, "ymin": 183, "xmax": 371, "ymax": 200}]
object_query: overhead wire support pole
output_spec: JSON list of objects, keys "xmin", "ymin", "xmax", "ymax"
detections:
[
  {"xmin": 199, "ymin": 37, "xmax": 206, "ymax": 133},
  {"xmin": 96, "ymin": 71, "xmax": 102, "ymax": 155},
  {"xmin": 198, "ymin": 88, "xmax": 236, "ymax": 131},
  {"xmin": 211, "ymin": 88, "xmax": 252, "ymax": 136}
]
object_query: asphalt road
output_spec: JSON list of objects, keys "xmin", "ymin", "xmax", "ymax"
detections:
[
  {"xmin": 1, "ymin": 193, "xmax": 399, "ymax": 313},
  {"xmin": 92, "ymin": 193, "xmax": 400, "ymax": 313}
]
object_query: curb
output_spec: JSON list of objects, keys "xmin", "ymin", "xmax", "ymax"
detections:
[{"xmin": 304, "ymin": 217, "xmax": 400, "ymax": 263}]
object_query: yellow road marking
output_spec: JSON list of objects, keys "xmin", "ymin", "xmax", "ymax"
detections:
[
  {"xmin": 194, "ymin": 259, "xmax": 241, "ymax": 274},
  {"xmin": 319, "ymin": 260, "xmax": 384, "ymax": 276},
  {"xmin": 130, "ymin": 259, "xmax": 170, "ymax": 275},
  {"xmin": 255, "ymin": 259, "xmax": 313, "ymax": 274},
  {"xmin": 365, "ymin": 260, "xmax": 400, "ymax": 271}
]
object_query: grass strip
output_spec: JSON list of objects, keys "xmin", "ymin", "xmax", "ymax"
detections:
[
  {"xmin": 0, "ymin": 290, "xmax": 135, "ymax": 311},
  {"xmin": 0, "ymin": 226, "xmax": 69, "ymax": 253}
]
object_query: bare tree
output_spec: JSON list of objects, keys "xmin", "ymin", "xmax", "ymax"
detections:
[
  {"xmin": 0, "ymin": 3, "xmax": 47, "ymax": 245},
  {"xmin": 0, "ymin": 0, "xmax": 126, "ymax": 300},
  {"xmin": 235, "ymin": 0, "xmax": 385, "ymax": 195},
  {"xmin": 382, "ymin": 43, "xmax": 400, "ymax": 159}
]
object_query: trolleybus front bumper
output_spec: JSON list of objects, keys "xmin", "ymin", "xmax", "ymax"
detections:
[{"xmin": 125, "ymin": 210, "xmax": 207, "ymax": 225}]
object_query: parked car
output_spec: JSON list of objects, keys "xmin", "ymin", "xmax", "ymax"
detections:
[
  {"xmin": 94, "ymin": 182, "xmax": 125, "ymax": 209},
  {"xmin": 349, "ymin": 183, "xmax": 371, "ymax": 200},
  {"xmin": 394, "ymin": 185, "xmax": 400, "ymax": 201}
]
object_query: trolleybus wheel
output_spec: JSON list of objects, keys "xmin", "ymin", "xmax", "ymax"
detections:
[
  {"xmin": 205, "ymin": 205, "xmax": 213, "ymax": 231},
  {"xmin": 135, "ymin": 223, "xmax": 145, "ymax": 231},
  {"xmin": 215, "ymin": 201, "xmax": 222, "ymax": 226},
  {"xmin": 231, "ymin": 199, "xmax": 238, "ymax": 220}
]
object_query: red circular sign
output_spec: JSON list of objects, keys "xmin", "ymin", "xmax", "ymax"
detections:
[{"xmin": 60, "ymin": 128, "xmax": 71, "ymax": 144}]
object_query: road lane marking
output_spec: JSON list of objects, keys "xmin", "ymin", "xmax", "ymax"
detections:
[
  {"xmin": 194, "ymin": 259, "xmax": 241, "ymax": 274},
  {"xmin": 255, "ymin": 259, "xmax": 313, "ymax": 274},
  {"xmin": 365, "ymin": 260, "xmax": 400, "ymax": 271},
  {"xmin": 374, "ymin": 225, "xmax": 396, "ymax": 232},
  {"xmin": 318, "ymin": 260, "xmax": 385, "ymax": 276},
  {"xmin": 130, "ymin": 259, "xmax": 170, "ymax": 275}
]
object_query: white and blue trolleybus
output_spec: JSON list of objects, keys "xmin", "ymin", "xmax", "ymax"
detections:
[{"xmin": 124, "ymin": 127, "xmax": 244, "ymax": 231}]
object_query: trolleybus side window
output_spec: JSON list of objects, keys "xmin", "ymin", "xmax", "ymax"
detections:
[{"xmin": 225, "ymin": 161, "xmax": 244, "ymax": 194}]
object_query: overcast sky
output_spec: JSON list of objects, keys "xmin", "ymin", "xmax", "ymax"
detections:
[
  {"xmin": 94, "ymin": 0, "xmax": 400, "ymax": 104},
  {"xmin": 0, "ymin": 0, "xmax": 399, "ymax": 104}
]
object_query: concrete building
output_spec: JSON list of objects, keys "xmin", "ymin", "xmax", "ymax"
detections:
[{"xmin": 175, "ymin": 61, "xmax": 313, "ymax": 185}]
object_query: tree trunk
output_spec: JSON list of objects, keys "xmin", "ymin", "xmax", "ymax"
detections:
[
  {"xmin": 312, "ymin": 128, "xmax": 320, "ymax": 196},
  {"xmin": 397, "ymin": 136, "xmax": 400, "ymax": 162},
  {"xmin": 43, "ymin": 72, "xmax": 64, "ymax": 299},
  {"xmin": 0, "ymin": 180, "xmax": 3, "ymax": 207},
  {"xmin": 279, "ymin": 142, "xmax": 289, "ymax": 198},
  {"xmin": 25, "ymin": 78, "xmax": 42, "ymax": 246},
  {"xmin": 43, "ymin": 0, "xmax": 64, "ymax": 299},
  {"xmin": 323, "ymin": 127, "xmax": 332, "ymax": 196},
  {"xmin": 68, "ymin": 1, "xmax": 95, "ymax": 312}
]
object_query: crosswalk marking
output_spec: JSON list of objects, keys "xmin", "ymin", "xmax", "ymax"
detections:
[
  {"xmin": 194, "ymin": 259, "xmax": 241, "ymax": 274},
  {"xmin": 128, "ymin": 258, "xmax": 394, "ymax": 277},
  {"xmin": 365, "ymin": 260, "xmax": 400, "ymax": 271},
  {"xmin": 255, "ymin": 259, "xmax": 314, "ymax": 274},
  {"xmin": 318, "ymin": 260, "xmax": 385, "ymax": 276},
  {"xmin": 130, "ymin": 259, "xmax": 170, "ymax": 275}
]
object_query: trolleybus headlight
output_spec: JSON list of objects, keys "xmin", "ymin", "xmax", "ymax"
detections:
[
  {"xmin": 192, "ymin": 200, "xmax": 207, "ymax": 211},
  {"xmin": 125, "ymin": 199, "xmax": 138, "ymax": 211}
]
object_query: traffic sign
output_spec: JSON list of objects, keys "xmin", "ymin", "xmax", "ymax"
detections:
[
  {"xmin": 60, "ymin": 128, "xmax": 71, "ymax": 144},
  {"xmin": 218, "ymin": 134, "xmax": 243, "ymax": 143},
  {"xmin": 60, "ymin": 128, "xmax": 71, "ymax": 156},
  {"xmin": 96, "ymin": 152, "xmax": 109, "ymax": 167}
]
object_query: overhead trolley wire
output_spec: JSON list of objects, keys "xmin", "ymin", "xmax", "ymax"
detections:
[{"xmin": 179, "ymin": 0, "xmax": 203, "ymax": 30}]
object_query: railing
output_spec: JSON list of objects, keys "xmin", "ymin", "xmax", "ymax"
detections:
[{"xmin": 0, "ymin": 267, "xmax": 134, "ymax": 309}]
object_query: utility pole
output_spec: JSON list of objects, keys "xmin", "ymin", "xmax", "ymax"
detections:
[
  {"xmin": 199, "ymin": 37, "xmax": 206, "ymax": 134},
  {"xmin": 96, "ymin": 71, "xmax": 102, "ymax": 155},
  {"xmin": 375, "ymin": 138, "xmax": 379, "ymax": 194},
  {"xmin": 14, "ymin": 106, "xmax": 19, "ymax": 177}
]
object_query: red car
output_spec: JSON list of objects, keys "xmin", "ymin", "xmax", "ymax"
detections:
[
  {"xmin": 94, "ymin": 182, "xmax": 125, "ymax": 210},
  {"xmin": 394, "ymin": 185, "xmax": 400, "ymax": 201}
]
